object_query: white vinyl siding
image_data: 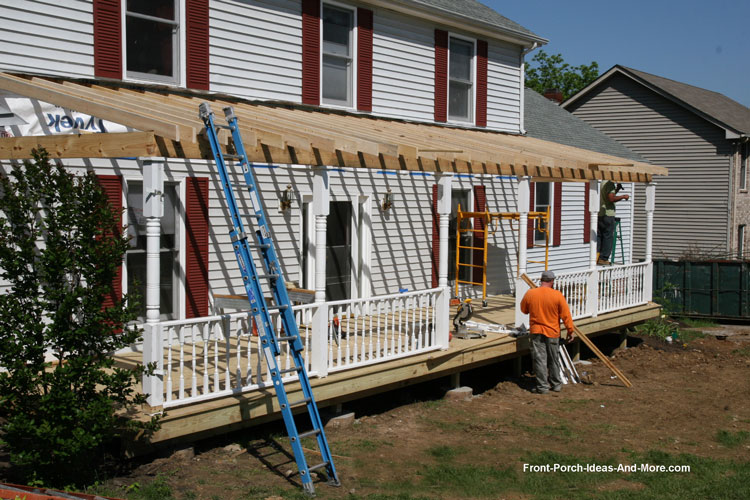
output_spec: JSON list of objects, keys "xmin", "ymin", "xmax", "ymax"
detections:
[
  {"xmin": 0, "ymin": 0, "xmax": 94, "ymax": 78},
  {"xmin": 210, "ymin": 0, "xmax": 302, "ymax": 101},
  {"xmin": 486, "ymin": 41, "xmax": 522, "ymax": 131}
]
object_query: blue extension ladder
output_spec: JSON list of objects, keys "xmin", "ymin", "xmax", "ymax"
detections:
[{"xmin": 199, "ymin": 103, "xmax": 339, "ymax": 496}]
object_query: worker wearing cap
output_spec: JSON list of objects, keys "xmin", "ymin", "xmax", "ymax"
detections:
[
  {"xmin": 597, "ymin": 180, "xmax": 629, "ymax": 266},
  {"xmin": 520, "ymin": 270, "xmax": 576, "ymax": 394}
]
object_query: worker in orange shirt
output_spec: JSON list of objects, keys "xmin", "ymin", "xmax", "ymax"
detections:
[{"xmin": 520, "ymin": 270, "xmax": 576, "ymax": 394}]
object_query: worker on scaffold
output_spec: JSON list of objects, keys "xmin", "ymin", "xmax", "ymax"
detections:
[
  {"xmin": 521, "ymin": 270, "xmax": 576, "ymax": 394},
  {"xmin": 597, "ymin": 180, "xmax": 629, "ymax": 266}
]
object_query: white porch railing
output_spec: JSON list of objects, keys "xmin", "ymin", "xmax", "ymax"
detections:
[
  {"xmin": 145, "ymin": 288, "xmax": 444, "ymax": 408},
  {"xmin": 515, "ymin": 262, "xmax": 653, "ymax": 325},
  {"xmin": 326, "ymin": 288, "xmax": 442, "ymax": 372},
  {"xmin": 597, "ymin": 261, "xmax": 650, "ymax": 314},
  {"xmin": 157, "ymin": 303, "xmax": 315, "ymax": 409}
]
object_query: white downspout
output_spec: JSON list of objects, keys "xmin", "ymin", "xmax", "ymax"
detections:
[{"xmin": 519, "ymin": 42, "xmax": 538, "ymax": 135}]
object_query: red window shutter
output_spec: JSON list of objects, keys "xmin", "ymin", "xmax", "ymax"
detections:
[
  {"xmin": 97, "ymin": 175, "xmax": 123, "ymax": 308},
  {"xmin": 553, "ymin": 182, "xmax": 562, "ymax": 246},
  {"xmin": 357, "ymin": 8, "xmax": 373, "ymax": 112},
  {"xmin": 473, "ymin": 185, "xmax": 486, "ymax": 283},
  {"xmin": 434, "ymin": 29, "xmax": 448, "ymax": 122},
  {"xmin": 93, "ymin": 0, "xmax": 122, "ymax": 79},
  {"xmin": 527, "ymin": 182, "xmax": 535, "ymax": 248},
  {"xmin": 431, "ymin": 184, "xmax": 440, "ymax": 288},
  {"xmin": 186, "ymin": 0, "xmax": 210, "ymax": 90},
  {"xmin": 583, "ymin": 184, "xmax": 591, "ymax": 243},
  {"xmin": 186, "ymin": 177, "xmax": 210, "ymax": 318},
  {"xmin": 302, "ymin": 0, "xmax": 321, "ymax": 106},
  {"xmin": 476, "ymin": 40, "xmax": 488, "ymax": 127}
]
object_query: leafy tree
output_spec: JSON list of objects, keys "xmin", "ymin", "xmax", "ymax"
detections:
[
  {"xmin": 525, "ymin": 50, "xmax": 600, "ymax": 101},
  {"xmin": 0, "ymin": 149, "xmax": 157, "ymax": 485}
]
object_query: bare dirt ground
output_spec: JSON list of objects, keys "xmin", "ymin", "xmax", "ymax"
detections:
[{"xmin": 8, "ymin": 330, "xmax": 750, "ymax": 499}]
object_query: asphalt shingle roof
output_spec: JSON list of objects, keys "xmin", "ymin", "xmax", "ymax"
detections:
[
  {"xmin": 617, "ymin": 66, "xmax": 750, "ymax": 135},
  {"xmin": 408, "ymin": 0, "xmax": 544, "ymax": 42},
  {"xmin": 524, "ymin": 87, "xmax": 646, "ymax": 163}
]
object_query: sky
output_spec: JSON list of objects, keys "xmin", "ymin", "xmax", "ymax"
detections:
[{"xmin": 485, "ymin": 0, "xmax": 750, "ymax": 107}]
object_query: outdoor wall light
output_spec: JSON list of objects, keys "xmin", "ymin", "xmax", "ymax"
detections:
[
  {"xmin": 280, "ymin": 185, "xmax": 293, "ymax": 212},
  {"xmin": 382, "ymin": 189, "xmax": 394, "ymax": 212}
]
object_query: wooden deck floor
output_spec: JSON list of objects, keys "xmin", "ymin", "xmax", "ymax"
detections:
[{"xmin": 122, "ymin": 296, "xmax": 660, "ymax": 452}]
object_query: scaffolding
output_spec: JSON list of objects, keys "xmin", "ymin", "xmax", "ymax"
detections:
[{"xmin": 454, "ymin": 204, "xmax": 550, "ymax": 306}]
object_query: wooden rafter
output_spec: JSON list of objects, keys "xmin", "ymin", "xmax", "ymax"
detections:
[{"xmin": 0, "ymin": 73, "xmax": 668, "ymax": 182}]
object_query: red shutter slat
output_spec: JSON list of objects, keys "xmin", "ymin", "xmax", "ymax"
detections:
[
  {"xmin": 302, "ymin": 0, "xmax": 321, "ymax": 106},
  {"xmin": 434, "ymin": 29, "xmax": 448, "ymax": 122},
  {"xmin": 93, "ymin": 0, "xmax": 122, "ymax": 79},
  {"xmin": 431, "ymin": 184, "xmax": 440, "ymax": 288},
  {"xmin": 186, "ymin": 0, "xmax": 210, "ymax": 90},
  {"xmin": 527, "ymin": 182, "xmax": 535, "ymax": 248},
  {"xmin": 186, "ymin": 177, "xmax": 209, "ymax": 318},
  {"xmin": 476, "ymin": 40, "xmax": 488, "ymax": 127},
  {"xmin": 357, "ymin": 8, "xmax": 373, "ymax": 112},
  {"xmin": 553, "ymin": 182, "xmax": 562, "ymax": 247},
  {"xmin": 583, "ymin": 184, "xmax": 591, "ymax": 243},
  {"xmin": 97, "ymin": 175, "xmax": 123, "ymax": 308},
  {"xmin": 473, "ymin": 185, "xmax": 486, "ymax": 284}
]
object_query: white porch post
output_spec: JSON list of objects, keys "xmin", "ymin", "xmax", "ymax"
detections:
[
  {"xmin": 142, "ymin": 160, "xmax": 164, "ymax": 407},
  {"xmin": 515, "ymin": 176, "xmax": 530, "ymax": 327},
  {"xmin": 644, "ymin": 182, "xmax": 656, "ymax": 302},
  {"xmin": 311, "ymin": 167, "xmax": 330, "ymax": 376},
  {"xmin": 436, "ymin": 174, "xmax": 452, "ymax": 349},
  {"xmin": 587, "ymin": 180, "xmax": 600, "ymax": 317}
]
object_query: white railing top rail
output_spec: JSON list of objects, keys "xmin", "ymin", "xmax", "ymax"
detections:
[
  {"xmin": 158, "ymin": 302, "xmax": 316, "ymax": 328},
  {"xmin": 325, "ymin": 287, "xmax": 442, "ymax": 308}
]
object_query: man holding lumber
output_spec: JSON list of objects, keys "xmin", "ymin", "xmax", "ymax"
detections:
[{"xmin": 520, "ymin": 270, "xmax": 576, "ymax": 394}]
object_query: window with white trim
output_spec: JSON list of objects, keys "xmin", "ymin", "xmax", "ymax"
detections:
[
  {"xmin": 322, "ymin": 4, "xmax": 354, "ymax": 107},
  {"xmin": 126, "ymin": 182, "xmax": 180, "ymax": 320},
  {"xmin": 741, "ymin": 143, "xmax": 748, "ymax": 191},
  {"xmin": 534, "ymin": 182, "xmax": 551, "ymax": 244},
  {"xmin": 448, "ymin": 36, "xmax": 474, "ymax": 122},
  {"xmin": 739, "ymin": 224, "xmax": 746, "ymax": 259},
  {"xmin": 125, "ymin": 0, "xmax": 180, "ymax": 84}
]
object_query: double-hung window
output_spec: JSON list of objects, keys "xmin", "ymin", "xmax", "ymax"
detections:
[
  {"xmin": 125, "ymin": 0, "xmax": 180, "ymax": 84},
  {"xmin": 126, "ymin": 182, "xmax": 179, "ymax": 320},
  {"xmin": 448, "ymin": 37, "xmax": 474, "ymax": 122},
  {"xmin": 322, "ymin": 4, "xmax": 354, "ymax": 107},
  {"xmin": 534, "ymin": 182, "xmax": 551, "ymax": 244}
]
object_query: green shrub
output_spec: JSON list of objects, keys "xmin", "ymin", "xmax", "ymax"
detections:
[{"xmin": 0, "ymin": 149, "xmax": 158, "ymax": 485}]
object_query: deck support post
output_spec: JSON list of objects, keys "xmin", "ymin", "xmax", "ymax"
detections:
[
  {"xmin": 515, "ymin": 177, "xmax": 530, "ymax": 327},
  {"xmin": 436, "ymin": 174, "xmax": 452, "ymax": 349},
  {"xmin": 311, "ymin": 167, "xmax": 330, "ymax": 376},
  {"xmin": 587, "ymin": 181, "xmax": 600, "ymax": 318},
  {"xmin": 644, "ymin": 182, "xmax": 656, "ymax": 303},
  {"xmin": 143, "ymin": 160, "xmax": 164, "ymax": 407}
]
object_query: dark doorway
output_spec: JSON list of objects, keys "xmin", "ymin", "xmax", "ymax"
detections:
[
  {"xmin": 326, "ymin": 201, "xmax": 352, "ymax": 301},
  {"xmin": 448, "ymin": 189, "xmax": 471, "ymax": 283}
]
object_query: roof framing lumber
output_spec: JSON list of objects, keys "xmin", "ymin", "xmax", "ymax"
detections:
[{"xmin": 0, "ymin": 73, "xmax": 668, "ymax": 182}]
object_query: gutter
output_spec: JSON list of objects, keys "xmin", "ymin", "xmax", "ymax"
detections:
[{"xmin": 365, "ymin": 0, "xmax": 548, "ymax": 48}]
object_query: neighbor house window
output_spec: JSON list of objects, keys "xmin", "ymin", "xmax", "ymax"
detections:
[
  {"xmin": 322, "ymin": 4, "xmax": 354, "ymax": 107},
  {"xmin": 741, "ymin": 143, "xmax": 749, "ymax": 191},
  {"xmin": 125, "ymin": 0, "xmax": 179, "ymax": 84},
  {"xmin": 126, "ymin": 182, "xmax": 179, "ymax": 320},
  {"xmin": 448, "ymin": 37, "xmax": 474, "ymax": 122},
  {"xmin": 534, "ymin": 182, "xmax": 551, "ymax": 244}
]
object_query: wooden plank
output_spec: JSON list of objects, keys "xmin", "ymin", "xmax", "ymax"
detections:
[
  {"xmin": 0, "ymin": 132, "xmax": 158, "ymax": 159},
  {"xmin": 0, "ymin": 73, "xmax": 181, "ymax": 142},
  {"xmin": 520, "ymin": 273, "xmax": 633, "ymax": 388}
]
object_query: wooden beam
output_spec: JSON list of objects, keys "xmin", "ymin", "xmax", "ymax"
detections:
[
  {"xmin": 0, "ymin": 132, "xmax": 159, "ymax": 159},
  {"xmin": 0, "ymin": 74, "xmax": 181, "ymax": 142}
]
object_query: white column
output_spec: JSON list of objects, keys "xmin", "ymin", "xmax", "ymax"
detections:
[
  {"xmin": 644, "ymin": 182, "xmax": 656, "ymax": 302},
  {"xmin": 515, "ymin": 177, "xmax": 530, "ymax": 327},
  {"xmin": 142, "ymin": 160, "xmax": 164, "ymax": 407},
  {"xmin": 587, "ymin": 180, "xmax": 600, "ymax": 317},
  {"xmin": 311, "ymin": 167, "xmax": 330, "ymax": 376},
  {"xmin": 436, "ymin": 174, "xmax": 452, "ymax": 349}
]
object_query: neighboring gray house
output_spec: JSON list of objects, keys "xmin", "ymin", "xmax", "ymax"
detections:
[{"xmin": 564, "ymin": 65, "xmax": 750, "ymax": 260}]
